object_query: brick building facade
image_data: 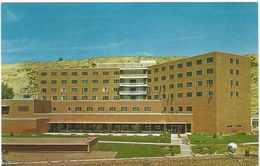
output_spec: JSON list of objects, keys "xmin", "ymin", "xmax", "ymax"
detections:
[{"xmin": 2, "ymin": 52, "xmax": 251, "ymax": 134}]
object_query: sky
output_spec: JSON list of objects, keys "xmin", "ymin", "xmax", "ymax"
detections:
[{"xmin": 1, "ymin": 2, "xmax": 258, "ymax": 64}]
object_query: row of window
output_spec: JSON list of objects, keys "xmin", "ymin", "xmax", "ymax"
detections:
[
  {"xmin": 150, "ymin": 68, "xmax": 214, "ymax": 76},
  {"xmin": 40, "ymin": 95, "xmax": 120, "ymax": 101},
  {"xmin": 150, "ymin": 91, "xmax": 214, "ymax": 99},
  {"xmin": 227, "ymin": 124, "xmax": 243, "ymax": 128},
  {"xmin": 152, "ymin": 57, "xmax": 214, "ymax": 73},
  {"xmin": 40, "ymin": 79, "xmax": 120, "ymax": 85},
  {"xmin": 41, "ymin": 87, "xmax": 117, "ymax": 93},
  {"xmin": 164, "ymin": 106, "xmax": 192, "ymax": 112},
  {"xmin": 40, "ymin": 71, "xmax": 120, "ymax": 77},
  {"xmin": 52, "ymin": 106, "xmax": 152, "ymax": 112}
]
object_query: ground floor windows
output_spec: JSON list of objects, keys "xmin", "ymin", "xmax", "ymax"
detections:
[{"xmin": 49, "ymin": 123, "xmax": 191, "ymax": 134}]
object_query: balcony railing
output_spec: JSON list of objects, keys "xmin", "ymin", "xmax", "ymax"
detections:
[
  {"xmin": 119, "ymin": 91, "xmax": 147, "ymax": 95},
  {"xmin": 120, "ymin": 74, "xmax": 148, "ymax": 78},
  {"xmin": 120, "ymin": 83, "xmax": 148, "ymax": 87}
]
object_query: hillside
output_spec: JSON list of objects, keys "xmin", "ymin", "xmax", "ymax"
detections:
[{"xmin": 1, "ymin": 54, "xmax": 258, "ymax": 113}]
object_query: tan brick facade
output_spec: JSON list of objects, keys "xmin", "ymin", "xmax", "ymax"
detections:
[{"xmin": 2, "ymin": 52, "xmax": 251, "ymax": 134}]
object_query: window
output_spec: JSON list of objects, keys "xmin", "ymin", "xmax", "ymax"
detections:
[
  {"xmin": 230, "ymin": 91, "xmax": 233, "ymax": 98},
  {"xmin": 196, "ymin": 70, "xmax": 202, "ymax": 75},
  {"xmin": 230, "ymin": 58, "xmax": 233, "ymax": 63},
  {"xmin": 114, "ymin": 71, "xmax": 120, "ymax": 75},
  {"xmin": 196, "ymin": 59, "xmax": 202, "ymax": 65},
  {"xmin": 71, "ymin": 80, "xmax": 77, "ymax": 84},
  {"xmin": 144, "ymin": 107, "xmax": 151, "ymax": 112},
  {"xmin": 103, "ymin": 96, "xmax": 109, "ymax": 100},
  {"xmin": 154, "ymin": 86, "xmax": 159, "ymax": 90},
  {"xmin": 154, "ymin": 68, "xmax": 158, "ymax": 73},
  {"xmin": 82, "ymin": 96, "xmax": 88, "ymax": 100},
  {"xmin": 75, "ymin": 107, "xmax": 82, "ymax": 112},
  {"xmin": 207, "ymin": 57, "xmax": 213, "ymax": 63},
  {"xmin": 236, "ymin": 80, "xmax": 239, "ymax": 86},
  {"xmin": 71, "ymin": 96, "xmax": 77, "ymax": 100},
  {"xmin": 92, "ymin": 80, "xmax": 98, "ymax": 84},
  {"xmin": 103, "ymin": 79, "xmax": 109, "ymax": 83},
  {"xmin": 177, "ymin": 107, "xmax": 183, "ymax": 112},
  {"xmin": 186, "ymin": 72, "xmax": 192, "ymax": 77},
  {"xmin": 169, "ymin": 93, "xmax": 174, "ymax": 99},
  {"xmin": 230, "ymin": 80, "xmax": 234, "ymax": 86},
  {"xmin": 236, "ymin": 91, "xmax": 239, "ymax": 97},
  {"xmin": 161, "ymin": 76, "xmax": 166, "ymax": 81},
  {"xmin": 51, "ymin": 107, "xmax": 56, "ymax": 112},
  {"xmin": 82, "ymin": 88, "xmax": 88, "ymax": 92},
  {"xmin": 196, "ymin": 81, "xmax": 202, "ymax": 86},
  {"xmin": 207, "ymin": 68, "xmax": 213, "ymax": 74},
  {"xmin": 154, "ymin": 95, "xmax": 159, "ymax": 100},
  {"xmin": 177, "ymin": 63, "xmax": 183, "ymax": 68},
  {"xmin": 98, "ymin": 107, "xmax": 105, "ymax": 112},
  {"xmin": 18, "ymin": 106, "xmax": 29, "ymax": 111},
  {"xmin": 161, "ymin": 66, "xmax": 166, "ymax": 71},
  {"xmin": 51, "ymin": 72, "xmax": 57, "ymax": 76},
  {"xmin": 169, "ymin": 84, "xmax": 174, "ymax": 89},
  {"xmin": 92, "ymin": 71, "xmax": 98, "ymax": 75},
  {"xmin": 50, "ymin": 88, "xmax": 57, "ymax": 92},
  {"xmin": 114, "ymin": 79, "xmax": 120, "ymax": 83},
  {"xmin": 121, "ymin": 107, "xmax": 128, "ymax": 112},
  {"xmin": 51, "ymin": 96, "xmax": 57, "ymax": 100},
  {"xmin": 114, "ymin": 96, "xmax": 120, "ymax": 100},
  {"xmin": 186, "ymin": 82, "xmax": 192, "ymax": 87},
  {"xmin": 169, "ymin": 74, "xmax": 174, "ymax": 79},
  {"xmin": 186, "ymin": 106, "xmax": 192, "ymax": 112},
  {"xmin": 61, "ymin": 80, "xmax": 67, "ymax": 84},
  {"xmin": 41, "ymin": 88, "xmax": 47, "ymax": 93},
  {"xmin": 227, "ymin": 125, "xmax": 233, "ymax": 128},
  {"xmin": 61, "ymin": 96, "xmax": 67, "ymax": 100},
  {"xmin": 230, "ymin": 69, "xmax": 234, "ymax": 74},
  {"xmin": 92, "ymin": 96, "xmax": 98, "ymax": 100},
  {"xmin": 252, "ymin": 119, "xmax": 258, "ymax": 129},
  {"xmin": 40, "ymin": 96, "xmax": 47, "ymax": 100},
  {"xmin": 207, "ymin": 90, "xmax": 213, "ymax": 97},
  {"xmin": 102, "ymin": 88, "xmax": 109, "ymax": 92},
  {"xmin": 169, "ymin": 65, "xmax": 174, "ymax": 70},
  {"xmin": 177, "ymin": 83, "xmax": 183, "ymax": 88},
  {"xmin": 237, "ymin": 124, "xmax": 242, "ymax": 128},
  {"xmin": 61, "ymin": 88, "xmax": 67, "ymax": 92},
  {"xmin": 114, "ymin": 88, "xmax": 118, "ymax": 92},
  {"xmin": 103, "ymin": 71, "xmax": 109, "ymax": 75},
  {"xmin": 207, "ymin": 79, "xmax": 213, "ymax": 86},
  {"xmin": 61, "ymin": 72, "xmax": 67, "ymax": 76},
  {"xmin": 177, "ymin": 73, "xmax": 183, "ymax": 78},
  {"xmin": 109, "ymin": 107, "xmax": 116, "ymax": 112},
  {"xmin": 177, "ymin": 93, "xmax": 183, "ymax": 98},
  {"xmin": 82, "ymin": 80, "xmax": 88, "ymax": 84},
  {"xmin": 196, "ymin": 91, "xmax": 202, "ymax": 97},
  {"xmin": 160, "ymin": 85, "xmax": 166, "ymax": 90},
  {"xmin": 169, "ymin": 107, "xmax": 174, "ymax": 113},
  {"xmin": 41, "ymin": 80, "xmax": 47, "ymax": 84},
  {"xmin": 71, "ymin": 88, "xmax": 77, "ymax": 92},
  {"xmin": 71, "ymin": 72, "xmax": 77, "ymax": 76},
  {"xmin": 154, "ymin": 77, "xmax": 158, "ymax": 82},
  {"xmin": 148, "ymin": 70, "xmax": 151, "ymax": 74},
  {"xmin": 92, "ymin": 88, "xmax": 98, "ymax": 92},
  {"xmin": 236, "ymin": 59, "xmax": 239, "ymax": 64},
  {"xmin": 68, "ymin": 107, "xmax": 72, "ymax": 112},
  {"xmin": 186, "ymin": 61, "xmax": 192, "ymax": 67},
  {"xmin": 41, "ymin": 72, "xmax": 47, "ymax": 76},
  {"xmin": 186, "ymin": 92, "xmax": 192, "ymax": 98},
  {"xmin": 236, "ymin": 70, "xmax": 239, "ymax": 75},
  {"xmin": 87, "ymin": 107, "xmax": 93, "ymax": 112},
  {"xmin": 82, "ymin": 71, "xmax": 88, "ymax": 75},
  {"xmin": 132, "ymin": 107, "xmax": 139, "ymax": 112}
]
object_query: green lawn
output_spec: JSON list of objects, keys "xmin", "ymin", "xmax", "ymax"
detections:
[
  {"xmin": 99, "ymin": 143, "xmax": 180, "ymax": 158},
  {"xmin": 189, "ymin": 134, "xmax": 258, "ymax": 144},
  {"xmin": 98, "ymin": 133, "xmax": 171, "ymax": 143}
]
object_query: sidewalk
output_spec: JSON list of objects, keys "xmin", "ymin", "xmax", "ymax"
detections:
[{"xmin": 171, "ymin": 134, "xmax": 193, "ymax": 157}]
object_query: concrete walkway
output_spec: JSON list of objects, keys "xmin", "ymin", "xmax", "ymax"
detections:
[{"xmin": 171, "ymin": 134, "xmax": 193, "ymax": 157}]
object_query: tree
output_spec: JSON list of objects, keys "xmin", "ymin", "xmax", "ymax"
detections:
[
  {"xmin": 58, "ymin": 57, "xmax": 63, "ymax": 61},
  {"xmin": 2, "ymin": 83, "xmax": 14, "ymax": 99}
]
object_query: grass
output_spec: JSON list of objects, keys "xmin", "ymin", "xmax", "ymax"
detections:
[
  {"xmin": 98, "ymin": 133, "xmax": 171, "ymax": 143},
  {"xmin": 99, "ymin": 143, "xmax": 180, "ymax": 158},
  {"xmin": 2, "ymin": 134, "xmax": 89, "ymax": 138},
  {"xmin": 189, "ymin": 134, "xmax": 258, "ymax": 144}
]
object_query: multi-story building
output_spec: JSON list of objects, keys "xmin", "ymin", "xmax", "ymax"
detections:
[{"xmin": 2, "ymin": 51, "xmax": 251, "ymax": 135}]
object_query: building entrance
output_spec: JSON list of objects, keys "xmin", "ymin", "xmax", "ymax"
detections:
[{"xmin": 171, "ymin": 124, "xmax": 186, "ymax": 134}]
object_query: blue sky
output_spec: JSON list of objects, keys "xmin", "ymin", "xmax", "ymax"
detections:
[{"xmin": 1, "ymin": 3, "xmax": 258, "ymax": 64}]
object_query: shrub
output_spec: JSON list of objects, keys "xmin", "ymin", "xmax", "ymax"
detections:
[
  {"xmin": 213, "ymin": 133, "xmax": 217, "ymax": 138},
  {"xmin": 10, "ymin": 132, "xmax": 14, "ymax": 136}
]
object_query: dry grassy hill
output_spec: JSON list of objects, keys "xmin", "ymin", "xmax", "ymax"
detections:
[{"xmin": 1, "ymin": 54, "xmax": 258, "ymax": 113}]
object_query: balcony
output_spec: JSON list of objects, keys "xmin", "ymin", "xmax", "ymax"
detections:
[
  {"xmin": 120, "ymin": 83, "xmax": 148, "ymax": 87},
  {"xmin": 119, "ymin": 91, "xmax": 147, "ymax": 95},
  {"xmin": 120, "ymin": 74, "xmax": 148, "ymax": 78}
]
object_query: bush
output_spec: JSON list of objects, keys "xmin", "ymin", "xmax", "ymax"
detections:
[
  {"xmin": 10, "ymin": 132, "xmax": 14, "ymax": 136},
  {"xmin": 213, "ymin": 133, "xmax": 217, "ymax": 138}
]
